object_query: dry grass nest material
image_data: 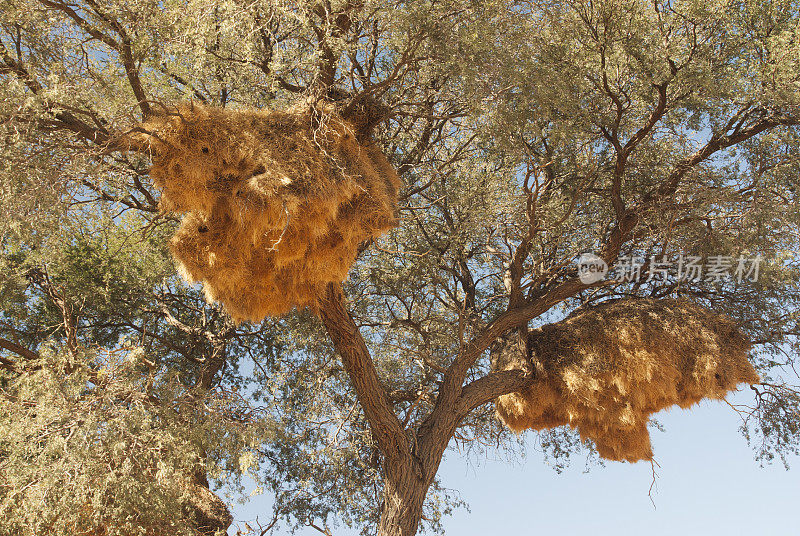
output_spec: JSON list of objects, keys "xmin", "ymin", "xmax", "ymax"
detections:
[
  {"xmin": 493, "ymin": 298, "xmax": 759, "ymax": 462},
  {"xmin": 130, "ymin": 100, "xmax": 400, "ymax": 322}
]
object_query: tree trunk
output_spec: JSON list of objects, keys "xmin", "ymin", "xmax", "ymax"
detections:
[{"xmin": 377, "ymin": 470, "xmax": 429, "ymax": 536}]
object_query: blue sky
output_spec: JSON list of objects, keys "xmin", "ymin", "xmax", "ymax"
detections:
[
  {"xmin": 231, "ymin": 389, "xmax": 798, "ymax": 535},
  {"xmin": 436, "ymin": 394, "xmax": 798, "ymax": 535}
]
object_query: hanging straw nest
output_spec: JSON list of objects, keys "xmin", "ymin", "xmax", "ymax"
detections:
[
  {"xmin": 493, "ymin": 298, "xmax": 759, "ymax": 462},
  {"xmin": 128, "ymin": 100, "xmax": 400, "ymax": 322}
]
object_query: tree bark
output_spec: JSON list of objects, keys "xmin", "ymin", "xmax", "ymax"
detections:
[
  {"xmin": 318, "ymin": 284, "xmax": 430, "ymax": 535},
  {"xmin": 377, "ymin": 471, "xmax": 429, "ymax": 536}
]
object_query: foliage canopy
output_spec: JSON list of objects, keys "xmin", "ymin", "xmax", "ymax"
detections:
[{"xmin": 1, "ymin": 0, "xmax": 799, "ymax": 534}]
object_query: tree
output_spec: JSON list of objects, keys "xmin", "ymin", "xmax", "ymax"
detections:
[{"xmin": 1, "ymin": 0, "xmax": 799, "ymax": 535}]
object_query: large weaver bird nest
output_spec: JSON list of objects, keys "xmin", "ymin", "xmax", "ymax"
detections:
[
  {"xmin": 492, "ymin": 298, "xmax": 759, "ymax": 462},
  {"xmin": 128, "ymin": 100, "xmax": 400, "ymax": 322}
]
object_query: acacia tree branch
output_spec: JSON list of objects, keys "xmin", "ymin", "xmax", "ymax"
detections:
[
  {"xmin": 454, "ymin": 369, "xmax": 531, "ymax": 418},
  {"xmin": 647, "ymin": 111, "xmax": 800, "ymax": 203},
  {"xmin": 0, "ymin": 39, "xmax": 110, "ymax": 144},
  {"xmin": 156, "ymin": 62, "xmax": 209, "ymax": 103},
  {"xmin": 37, "ymin": 0, "xmax": 119, "ymax": 49},
  {"xmin": 414, "ymin": 275, "xmax": 586, "ymax": 479},
  {"xmin": 600, "ymin": 80, "xmax": 670, "ymax": 220},
  {"xmin": 0, "ymin": 355, "xmax": 20, "ymax": 372},
  {"xmin": 0, "ymin": 39, "xmax": 43, "ymax": 93},
  {"xmin": 317, "ymin": 283, "xmax": 411, "ymax": 467},
  {"xmin": 622, "ymin": 81, "xmax": 669, "ymax": 157},
  {"xmin": 0, "ymin": 337, "xmax": 40, "ymax": 361},
  {"xmin": 26, "ymin": 267, "xmax": 80, "ymax": 359},
  {"xmin": 311, "ymin": 1, "xmax": 359, "ymax": 94},
  {"xmin": 82, "ymin": 0, "xmax": 151, "ymax": 117},
  {"xmin": 34, "ymin": 0, "xmax": 150, "ymax": 117}
]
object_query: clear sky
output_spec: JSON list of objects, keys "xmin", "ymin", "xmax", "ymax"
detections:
[{"xmin": 231, "ymin": 389, "xmax": 799, "ymax": 535}]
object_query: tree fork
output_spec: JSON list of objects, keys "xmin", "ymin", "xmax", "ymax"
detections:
[
  {"xmin": 318, "ymin": 284, "xmax": 409, "ymax": 459},
  {"xmin": 319, "ymin": 283, "xmax": 435, "ymax": 534}
]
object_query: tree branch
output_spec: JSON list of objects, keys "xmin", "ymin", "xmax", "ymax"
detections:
[
  {"xmin": 454, "ymin": 369, "xmax": 532, "ymax": 418},
  {"xmin": 0, "ymin": 337, "xmax": 40, "ymax": 361},
  {"xmin": 0, "ymin": 39, "xmax": 109, "ymax": 144},
  {"xmin": 83, "ymin": 0, "xmax": 151, "ymax": 117},
  {"xmin": 647, "ymin": 111, "xmax": 799, "ymax": 203},
  {"xmin": 311, "ymin": 1, "xmax": 358, "ymax": 94},
  {"xmin": 318, "ymin": 283, "xmax": 410, "ymax": 465}
]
